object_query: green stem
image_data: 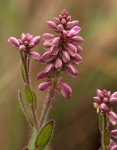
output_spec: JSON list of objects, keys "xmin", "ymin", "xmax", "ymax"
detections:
[
  {"xmin": 20, "ymin": 52, "xmax": 39, "ymax": 129},
  {"xmin": 99, "ymin": 114, "xmax": 106, "ymax": 150}
]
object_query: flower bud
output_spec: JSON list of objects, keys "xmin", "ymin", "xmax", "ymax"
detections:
[
  {"xmin": 32, "ymin": 36, "xmax": 40, "ymax": 46},
  {"xmin": 69, "ymin": 26, "xmax": 81, "ymax": 36},
  {"xmin": 28, "ymin": 51, "xmax": 40, "ymax": 61},
  {"xmin": 110, "ymin": 145, "xmax": 117, "ymax": 150},
  {"xmin": 38, "ymin": 80, "xmax": 51, "ymax": 91},
  {"xmin": 42, "ymin": 33, "xmax": 55, "ymax": 40},
  {"xmin": 67, "ymin": 20, "xmax": 79, "ymax": 29},
  {"xmin": 52, "ymin": 37, "xmax": 61, "ymax": 46},
  {"xmin": 55, "ymin": 58, "xmax": 62, "ymax": 70},
  {"xmin": 47, "ymin": 21, "xmax": 57, "ymax": 30},
  {"xmin": 62, "ymin": 51, "xmax": 70, "ymax": 63},
  {"xmin": 66, "ymin": 43, "xmax": 77, "ymax": 57},
  {"xmin": 8, "ymin": 37, "xmax": 19, "ymax": 47},
  {"xmin": 37, "ymin": 71, "xmax": 48, "ymax": 80},
  {"xmin": 111, "ymin": 130, "xmax": 117, "ymax": 138},
  {"xmin": 107, "ymin": 110, "xmax": 117, "ymax": 125},
  {"xmin": 19, "ymin": 45, "xmax": 26, "ymax": 51},
  {"xmin": 65, "ymin": 64, "xmax": 79, "ymax": 77},
  {"xmin": 59, "ymin": 80, "xmax": 72, "ymax": 99}
]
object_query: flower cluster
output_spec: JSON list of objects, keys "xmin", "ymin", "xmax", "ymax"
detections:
[
  {"xmin": 8, "ymin": 33, "xmax": 40, "ymax": 61},
  {"xmin": 93, "ymin": 89, "xmax": 117, "ymax": 125},
  {"xmin": 37, "ymin": 9, "xmax": 84, "ymax": 99}
]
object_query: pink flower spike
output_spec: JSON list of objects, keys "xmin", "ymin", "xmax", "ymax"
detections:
[
  {"xmin": 28, "ymin": 51, "xmax": 40, "ymax": 61},
  {"xmin": 69, "ymin": 26, "xmax": 81, "ymax": 36},
  {"xmin": 38, "ymin": 80, "xmax": 51, "ymax": 91},
  {"xmin": 59, "ymin": 80, "xmax": 72, "ymax": 99},
  {"xmin": 32, "ymin": 36, "xmax": 40, "ymax": 46},
  {"xmin": 8, "ymin": 37, "xmax": 19, "ymax": 47},
  {"xmin": 111, "ymin": 130, "xmax": 117, "ymax": 138}
]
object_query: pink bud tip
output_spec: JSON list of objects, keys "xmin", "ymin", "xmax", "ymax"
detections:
[
  {"xmin": 28, "ymin": 51, "xmax": 40, "ymax": 61},
  {"xmin": 32, "ymin": 36, "xmax": 41, "ymax": 46},
  {"xmin": 69, "ymin": 26, "xmax": 81, "ymax": 36},
  {"xmin": 38, "ymin": 81, "xmax": 51, "ymax": 91},
  {"xmin": 59, "ymin": 80, "xmax": 72, "ymax": 99},
  {"xmin": 111, "ymin": 130, "xmax": 117, "ymax": 138},
  {"xmin": 8, "ymin": 37, "xmax": 19, "ymax": 47},
  {"xmin": 19, "ymin": 45, "xmax": 26, "ymax": 51}
]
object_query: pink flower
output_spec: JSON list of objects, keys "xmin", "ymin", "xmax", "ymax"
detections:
[
  {"xmin": 8, "ymin": 33, "xmax": 41, "ymax": 61},
  {"xmin": 93, "ymin": 89, "xmax": 117, "ymax": 125},
  {"xmin": 37, "ymin": 9, "xmax": 83, "ymax": 99},
  {"xmin": 59, "ymin": 80, "xmax": 72, "ymax": 99},
  {"xmin": 38, "ymin": 80, "xmax": 51, "ymax": 91}
]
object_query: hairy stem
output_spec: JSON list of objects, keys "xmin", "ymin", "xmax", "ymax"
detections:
[
  {"xmin": 39, "ymin": 86, "xmax": 55, "ymax": 130},
  {"xmin": 99, "ymin": 114, "xmax": 106, "ymax": 150},
  {"xmin": 20, "ymin": 52, "xmax": 39, "ymax": 129}
]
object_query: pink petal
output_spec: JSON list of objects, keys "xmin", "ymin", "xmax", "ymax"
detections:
[
  {"xmin": 59, "ymin": 80, "xmax": 72, "ymax": 99},
  {"xmin": 38, "ymin": 80, "xmax": 51, "ymax": 91},
  {"xmin": 28, "ymin": 51, "xmax": 40, "ymax": 61},
  {"xmin": 111, "ymin": 130, "xmax": 117, "ymax": 138},
  {"xmin": 69, "ymin": 26, "xmax": 81, "ymax": 36},
  {"xmin": 8, "ymin": 37, "xmax": 19, "ymax": 47},
  {"xmin": 47, "ymin": 21, "xmax": 57, "ymax": 31},
  {"xmin": 67, "ymin": 20, "xmax": 79, "ymax": 29},
  {"xmin": 42, "ymin": 33, "xmax": 55, "ymax": 41},
  {"xmin": 65, "ymin": 64, "xmax": 79, "ymax": 77},
  {"xmin": 55, "ymin": 58, "xmax": 62, "ymax": 70}
]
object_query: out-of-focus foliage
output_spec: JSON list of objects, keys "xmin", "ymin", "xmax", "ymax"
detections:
[{"xmin": 0, "ymin": 0, "xmax": 117, "ymax": 150}]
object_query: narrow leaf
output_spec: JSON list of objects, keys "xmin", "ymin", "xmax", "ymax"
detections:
[
  {"xmin": 104, "ymin": 130, "xmax": 110, "ymax": 147},
  {"xmin": 21, "ymin": 64, "xmax": 26, "ymax": 82},
  {"xmin": 25, "ymin": 85, "xmax": 33, "ymax": 104},
  {"xmin": 32, "ymin": 91, "xmax": 37, "ymax": 109},
  {"xmin": 35, "ymin": 120, "xmax": 54, "ymax": 148},
  {"xmin": 18, "ymin": 90, "xmax": 34, "ymax": 126}
]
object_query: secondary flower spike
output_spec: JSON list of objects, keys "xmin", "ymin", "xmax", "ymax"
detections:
[
  {"xmin": 8, "ymin": 33, "xmax": 41, "ymax": 61},
  {"xmin": 93, "ymin": 89, "xmax": 117, "ymax": 125},
  {"xmin": 37, "ymin": 9, "xmax": 84, "ymax": 99}
]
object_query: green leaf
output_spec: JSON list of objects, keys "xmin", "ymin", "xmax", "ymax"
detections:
[
  {"xmin": 32, "ymin": 91, "xmax": 37, "ymax": 109},
  {"xmin": 21, "ymin": 64, "xmax": 26, "ymax": 82},
  {"xmin": 18, "ymin": 90, "xmax": 34, "ymax": 126},
  {"xmin": 104, "ymin": 130, "xmax": 110, "ymax": 147},
  {"xmin": 35, "ymin": 120, "xmax": 54, "ymax": 148},
  {"xmin": 25, "ymin": 85, "xmax": 33, "ymax": 104}
]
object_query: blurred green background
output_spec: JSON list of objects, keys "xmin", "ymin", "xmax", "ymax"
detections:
[{"xmin": 0, "ymin": 0, "xmax": 117, "ymax": 150}]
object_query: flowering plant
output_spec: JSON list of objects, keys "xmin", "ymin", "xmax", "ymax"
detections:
[
  {"xmin": 8, "ymin": 9, "xmax": 83, "ymax": 150},
  {"xmin": 93, "ymin": 89, "xmax": 117, "ymax": 150}
]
